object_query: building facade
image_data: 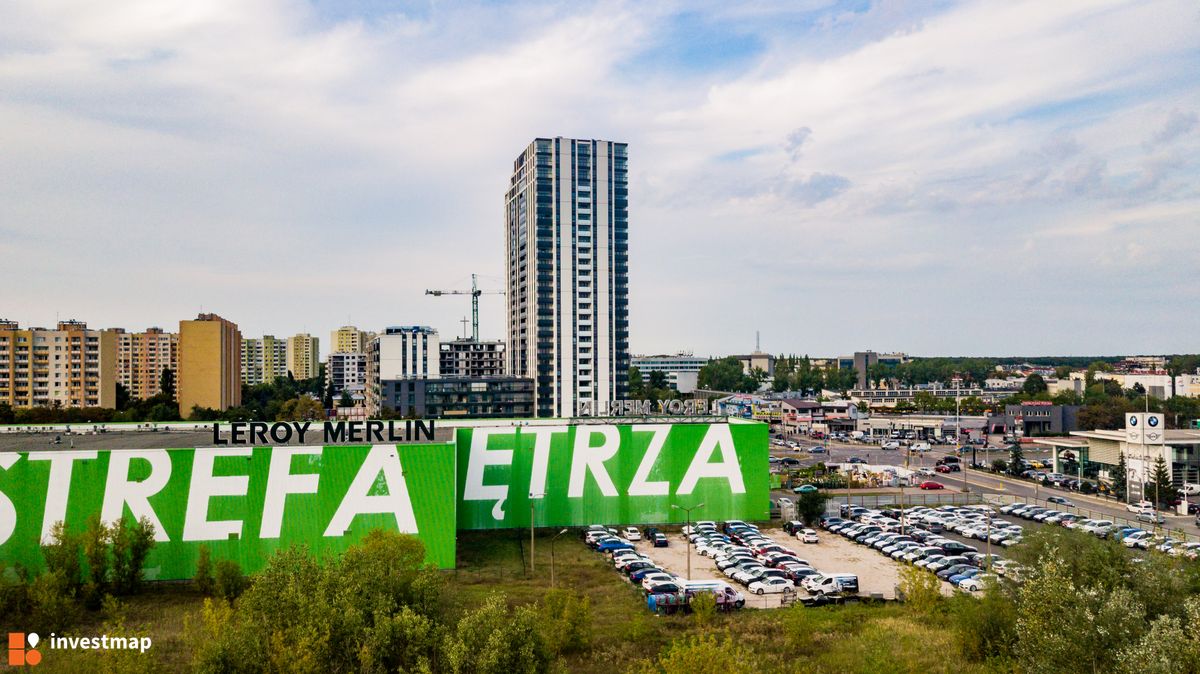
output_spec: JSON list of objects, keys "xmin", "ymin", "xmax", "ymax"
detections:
[
  {"xmin": 0, "ymin": 320, "xmax": 117, "ymax": 409},
  {"xmin": 378, "ymin": 377, "xmax": 534, "ymax": 419},
  {"xmin": 116, "ymin": 327, "xmax": 178, "ymax": 400},
  {"xmin": 327, "ymin": 351, "xmax": 367, "ymax": 401},
  {"xmin": 178, "ymin": 313, "xmax": 241, "ymax": 414},
  {"xmin": 331, "ymin": 326, "xmax": 370, "ymax": 354},
  {"xmin": 632, "ymin": 353, "xmax": 707, "ymax": 393},
  {"xmin": 286, "ymin": 333, "xmax": 320, "ymax": 380},
  {"xmin": 440, "ymin": 339, "xmax": 505, "ymax": 378},
  {"xmin": 241, "ymin": 335, "xmax": 287, "ymax": 386},
  {"xmin": 838, "ymin": 351, "xmax": 909, "ymax": 389},
  {"xmin": 506, "ymin": 137, "xmax": 629, "ymax": 417},
  {"xmin": 366, "ymin": 326, "xmax": 440, "ymax": 414}
]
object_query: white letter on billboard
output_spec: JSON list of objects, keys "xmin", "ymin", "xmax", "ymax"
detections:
[
  {"xmin": 568, "ymin": 425, "xmax": 620, "ymax": 497},
  {"xmin": 628, "ymin": 425, "xmax": 671, "ymax": 496},
  {"xmin": 101, "ymin": 450, "xmax": 172, "ymax": 542},
  {"xmin": 462, "ymin": 428, "xmax": 513, "ymax": 521},
  {"xmin": 183, "ymin": 448, "xmax": 252, "ymax": 541},
  {"xmin": 324, "ymin": 445, "xmax": 418, "ymax": 535},
  {"xmin": 0, "ymin": 453, "xmax": 19, "ymax": 545},
  {"xmin": 678, "ymin": 425, "xmax": 745, "ymax": 495},
  {"xmin": 29, "ymin": 451, "xmax": 97, "ymax": 542},
  {"xmin": 260, "ymin": 446, "xmax": 322, "ymax": 538},
  {"xmin": 526, "ymin": 426, "xmax": 568, "ymax": 498}
]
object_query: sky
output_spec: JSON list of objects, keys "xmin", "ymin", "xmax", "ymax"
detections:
[{"xmin": 1, "ymin": 0, "xmax": 1198, "ymax": 360}]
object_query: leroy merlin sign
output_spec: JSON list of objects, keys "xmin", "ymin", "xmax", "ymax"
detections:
[
  {"xmin": 0, "ymin": 421, "xmax": 767, "ymax": 579},
  {"xmin": 456, "ymin": 422, "xmax": 769, "ymax": 529},
  {"xmin": 0, "ymin": 443, "xmax": 458, "ymax": 578}
]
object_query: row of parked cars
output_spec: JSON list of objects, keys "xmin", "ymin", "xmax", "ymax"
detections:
[
  {"xmin": 822, "ymin": 504, "xmax": 1017, "ymax": 592},
  {"xmin": 688, "ymin": 520, "xmax": 858, "ymax": 597},
  {"xmin": 582, "ymin": 525, "xmax": 746, "ymax": 613}
]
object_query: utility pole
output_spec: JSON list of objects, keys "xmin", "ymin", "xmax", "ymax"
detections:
[
  {"xmin": 672, "ymin": 502, "xmax": 705, "ymax": 581},
  {"xmin": 550, "ymin": 528, "xmax": 568, "ymax": 587},
  {"xmin": 529, "ymin": 492, "xmax": 543, "ymax": 573}
]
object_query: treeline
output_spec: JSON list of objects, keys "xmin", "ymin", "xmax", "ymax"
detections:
[{"xmin": 0, "ymin": 370, "xmax": 330, "ymax": 426}]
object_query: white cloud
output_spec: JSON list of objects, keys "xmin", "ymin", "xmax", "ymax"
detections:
[{"xmin": 0, "ymin": 0, "xmax": 1197, "ymax": 357}]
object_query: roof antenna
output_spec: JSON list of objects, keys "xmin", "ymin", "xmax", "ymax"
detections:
[{"xmin": 756, "ymin": 330, "xmax": 761, "ymax": 352}]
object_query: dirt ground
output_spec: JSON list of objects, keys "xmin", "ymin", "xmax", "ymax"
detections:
[{"xmin": 628, "ymin": 526, "xmax": 953, "ymax": 609}]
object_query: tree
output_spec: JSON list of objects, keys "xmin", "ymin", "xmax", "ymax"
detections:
[
  {"xmin": 338, "ymin": 391, "xmax": 354, "ymax": 408},
  {"xmin": 115, "ymin": 382, "xmax": 131, "ymax": 410},
  {"xmin": 1112, "ymin": 453, "xmax": 1128, "ymax": 501},
  {"xmin": 636, "ymin": 633, "xmax": 755, "ymax": 674},
  {"xmin": 628, "ymin": 367, "xmax": 644, "ymax": 399},
  {"xmin": 1022, "ymin": 373, "xmax": 1048, "ymax": 395},
  {"xmin": 794, "ymin": 490, "xmax": 829, "ymax": 525},
  {"xmin": 1008, "ymin": 445, "xmax": 1025, "ymax": 476},
  {"xmin": 276, "ymin": 396, "xmax": 326, "ymax": 422},
  {"xmin": 446, "ymin": 593, "xmax": 550, "ymax": 674},
  {"xmin": 1149, "ymin": 455, "xmax": 1178, "ymax": 508},
  {"xmin": 159, "ymin": 367, "xmax": 176, "ymax": 400},
  {"xmin": 697, "ymin": 357, "xmax": 756, "ymax": 393},
  {"xmin": 110, "ymin": 514, "xmax": 156, "ymax": 595}
]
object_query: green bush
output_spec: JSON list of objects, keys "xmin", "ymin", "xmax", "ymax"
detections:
[
  {"xmin": 28, "ymin": 569, "xmax": 80, "ymax": 633},
  {"xmin": 214, "ymin": 559, "xmax": 247, "ymax": 603},
  {"xmin": 537, "ymin": 589, "xmax": 592, "ymax": 655},
  {"xmin": 194, "ymin": 545, "xmax": 214, "ymax": 596},
  {"xmin": 82, "ymin": 514, "xmax": 111, "ymax": 609},
  {"xmin": 111, "ymin": 514, "xmax": 157, "ymax": 595},
  {"xmin": 358, "ymin": 606, "xmax": 438, "ymax": 674},
  {"xmin": 41, "ymin": 520, "xmax": 83, "ymax": 596},
  {"xmin": 689, "ymin": 591, "xmax": 717, "ymax": 626},
  {"xmin": 635, "ymin": 633, "xmax": 755, "ymax": 674}
]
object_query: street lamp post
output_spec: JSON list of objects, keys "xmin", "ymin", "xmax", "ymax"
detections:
[
  {"xmin": 529, "ymin": 492, "xmax": 544, "ymax": 573},
  {"xmin": 671, "ymin": 502, "xmax": 706, "ymax": 581},
  {"xmin": 550, "ymin": 528, "xmax": 568, "ymax": 587}
]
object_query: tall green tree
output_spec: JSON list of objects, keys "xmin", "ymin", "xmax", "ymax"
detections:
[
  {"xmin": 159, "ymin": 367, "xmax": 176, "ymax": 399},
  {"xmin": 697, "ymin": 357, "xmax": 756, "ymax": 393},
  {"xmin": 628, "ymin": 367, "xmax": 645, "ymax": 399},
  {"xmin": 1149, "ymin": 455, "xmax": 1178, "ymax": 508},
  {"xmin": 1022, "ymin": 373, "xmax": 1048, "ymax": 395},
  {"xmin": 1008, "ymin": 444, "xmax": 1025, "ymax": 476},
  {"xmin": 1112, "ymin": 452, "xmax": 1128, "ymax": 500}
]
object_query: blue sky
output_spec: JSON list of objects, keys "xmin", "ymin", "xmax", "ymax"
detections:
[{"xmin": 0, "ymin": 0, "xmax": 1197, "ymax": 359}]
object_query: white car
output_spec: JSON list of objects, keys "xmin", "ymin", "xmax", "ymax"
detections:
[
  {"xmin": 958, "ymin": 574, "xmax": 996, "ymax": 592},
  {"xmin": 1122, "ymin": 531, "xmax": 1155, "ymax": 548},
  {"xmin": 748, "ymin": 577, "xmax": 795, "ymax": 595},
  {"xmin": 1126, "ymin": 500, "xmax": 1155, "ymax": 514},
  {"xmin": 798, "ymin": 528, "xmax": 819, "ymax": 544},
  {"xmin": 638, "ymin": 575, "xmax": 672, "ymax": 590},
  {"xmin": 623, "ymin": 527, "xmax": 642, "ymax": 541}
]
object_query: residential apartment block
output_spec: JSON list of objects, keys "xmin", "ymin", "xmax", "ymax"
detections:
[
  {"xmin": 0, "ymin": 319, "xmax": 117, "ymax": 408},
  {"xmin": 178, "ymin": 313, "xmax": 241, "ymax": 414},
  {"xmin": 241, "ymin": 335, "xmax": 287, "ymax": 386},
  {"xmin": 327, "ymin": 351, "xmax": 367, "ymax": 401},
  {"xmin": 440, "ymin": 339, "xmax": 505, "ymax": 378},
  {"xmin": 366, "ymin": 326, "xmax": 440, "ymax": 414},
  {"xmin": 506, "ymin": 137, "xmax": 629, "ymax": 417},
  {"xmin": 331, "ymin": 326, "xmax": 371, "ymax": 354},
  {"xmin": 286, "ymin": 333, "xmax": 320, "ymax": 380},
  {"xmin": 116, "ymin": 327, "xmax": 178, "ymax": 400}
]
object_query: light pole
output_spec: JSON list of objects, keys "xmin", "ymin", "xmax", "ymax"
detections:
[
  {"xmin": 671, "ymin": 502, "xmax": 705, "ymax": 581},
  {"xmin": 550, "ymin": 528, "xmax": 568, "ymax": 587},
  {"xmin": 530, "ymin": 492, "xmax": 544, "ymax": 573}
]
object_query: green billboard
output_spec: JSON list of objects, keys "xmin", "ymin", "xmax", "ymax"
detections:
[
  {"xmin": 0, "ymin": 443, "xmax": 457, "ymax": 579},
  {"xmin": 455, "ymin": 421, "xmax": 769, "ymax": 529}
]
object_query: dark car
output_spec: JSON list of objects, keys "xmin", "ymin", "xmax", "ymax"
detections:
[
  {"xmin": 783, "ymin": 520, "xmax": 805, "ymax": 535},
  {"xmin": 939, "ymin": 540, "xmax": 978, "ymax": 555}
]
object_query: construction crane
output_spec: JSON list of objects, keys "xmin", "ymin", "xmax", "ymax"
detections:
[{"xmin": 425, "ymin": 274, "xmax": 505, "ymax": 342}]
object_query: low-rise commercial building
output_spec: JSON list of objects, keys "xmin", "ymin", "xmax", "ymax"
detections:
[
  {"xmin": 633, "ymin": 353, "xmax": 707, "ymax": 393},
  {"xmin": 1044, "ymin": 428, "xmax": 1200, "ymax": 496},
  {"xmin": 987, "ymin": 401, "xmax": 1080, "ymax": 436}
]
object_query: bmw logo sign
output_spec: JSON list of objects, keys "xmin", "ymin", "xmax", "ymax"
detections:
[
  {"xmin": 1128, "ymin": 416, "xmax": 1138, "ymax": 426},
  {"xmin": 1147, "ymin": 416, "xmax": 1160, "ymax": 427}
]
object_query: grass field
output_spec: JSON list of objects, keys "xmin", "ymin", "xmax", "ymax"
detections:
[{"xmin": 30, "ymin": 530, "xmax": 987, "ymax": 673}]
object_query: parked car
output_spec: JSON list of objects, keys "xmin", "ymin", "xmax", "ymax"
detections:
[
  {"xmin": 919, "ymin": 481, "xmax": 946, "ymax": 490},
  {"xmin": 798, "ymin": 528, "xmax": 819, "ymax": 544},
  {"xmin": 623, "ymin": 527, "xmax": 642, "ymax": 541},
  {"xmin": 748, "ymin": 577, "xmax": 795, "ymax": 595},
  {"xmin": 958, "ymin": 574, "xmax": 997, "ymax": 592},
  {"xmin": 1136, "ymin": 511, "xmax": 1166, "ymax": 525},
  {"xmin": 793, "ymin": 484, "xmax": 819, "ymax": 494},
  {"xmin": 803, "ymin": 573, "xmax": 859, "ymax": 597},
  {"xmin": 652, "ymin": 533, "xmax": 669, "ymax": 547}
]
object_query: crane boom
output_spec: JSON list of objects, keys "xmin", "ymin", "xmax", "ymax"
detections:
[{"xmin": 424, "ymin": 273, "xmax": 505, "ymax": 341}]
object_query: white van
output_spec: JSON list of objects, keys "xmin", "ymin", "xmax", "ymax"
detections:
[{"xmin": 803, "ymin": 573, "xmax": 859, "ymax": 597}]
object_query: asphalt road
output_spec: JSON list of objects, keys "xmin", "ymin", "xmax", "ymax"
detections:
[{"xmin": 773, "ymin": 436, "xmax": 1200, "ymax": 540}]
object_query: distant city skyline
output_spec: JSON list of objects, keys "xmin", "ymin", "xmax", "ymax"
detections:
[{"xmin": 2, "ymin": 1, "xmax": 1197, "ymax": 356}]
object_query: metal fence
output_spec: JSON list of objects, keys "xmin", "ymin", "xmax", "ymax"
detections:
[{"xmin": 823, "ymin": 492, "xmax": 985, "ymax": 514}]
